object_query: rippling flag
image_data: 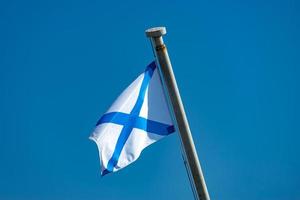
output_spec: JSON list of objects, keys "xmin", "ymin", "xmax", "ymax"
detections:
[{"xmin": 89, "ymin": 61, "xmax": 175, "ymax": 176}]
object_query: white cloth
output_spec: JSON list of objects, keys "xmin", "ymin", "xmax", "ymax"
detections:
[{"xmin": 89, "ymin": 62, "xmax": 175, "ymax": 175}]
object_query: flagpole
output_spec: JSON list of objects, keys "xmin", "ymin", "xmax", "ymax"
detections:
[{"xmin": 145, "ymin": 27, "xmax": 210, "ymax": 200}]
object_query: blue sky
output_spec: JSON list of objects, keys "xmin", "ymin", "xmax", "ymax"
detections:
[{"xmin": 0, "ymin": 0, "xmax": 299, "ymax": 199}]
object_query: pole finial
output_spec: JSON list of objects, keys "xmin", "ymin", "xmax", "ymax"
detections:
[{"xmin": 145, "ymin": 27, "xmax": 166, "ymax": 38}]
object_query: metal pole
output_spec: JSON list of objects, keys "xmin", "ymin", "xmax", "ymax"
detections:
[{"xmin": 145, "ymin": 27, "xmax": 210, "ymax": 200}]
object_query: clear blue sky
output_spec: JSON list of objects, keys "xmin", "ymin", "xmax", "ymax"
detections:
[{"xmin": 0, "ymin": 0, "xmax": 299, "ymax": 199}]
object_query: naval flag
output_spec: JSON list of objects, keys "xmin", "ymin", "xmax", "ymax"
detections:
[{"xmin": 90, "ymin": 61, "xmax": 175, "ymax": 175}]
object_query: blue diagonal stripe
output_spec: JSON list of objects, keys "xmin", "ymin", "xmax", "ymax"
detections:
[
  {"xmin": 96, "ymin": 112, "xmax": 174, "ymax": 136},
  {"xmin": 96, "ymin": 112, "xmax": 129, "ymax": 126}
]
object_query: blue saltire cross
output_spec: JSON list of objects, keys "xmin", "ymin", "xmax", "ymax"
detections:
[{"xmin": 95, "ymin": 62, "xmax": 175, "ymax": 175}]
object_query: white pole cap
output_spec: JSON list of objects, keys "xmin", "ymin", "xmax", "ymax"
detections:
[{"xmin": 145, "ymin": 27, "xmax": 167, "ymax": 38}]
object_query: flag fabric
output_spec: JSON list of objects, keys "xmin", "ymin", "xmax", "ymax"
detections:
[{"xmin": 89, "ymin": 61, "xmax": 175, "ymax": 176}]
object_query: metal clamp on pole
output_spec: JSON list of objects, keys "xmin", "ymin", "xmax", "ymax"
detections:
[{"xmin": 145, "ymin": 27, "xmax": 210, "ymax": 200}]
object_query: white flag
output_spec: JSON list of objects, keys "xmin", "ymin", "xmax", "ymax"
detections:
[{"xmin": 89, "ymin": 61, "xmax": 175, "ymax": 176}]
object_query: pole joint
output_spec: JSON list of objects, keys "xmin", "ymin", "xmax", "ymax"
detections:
[{"xmin": 156, "ymin": 44, "xmax": 166, "ymax": 51}]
